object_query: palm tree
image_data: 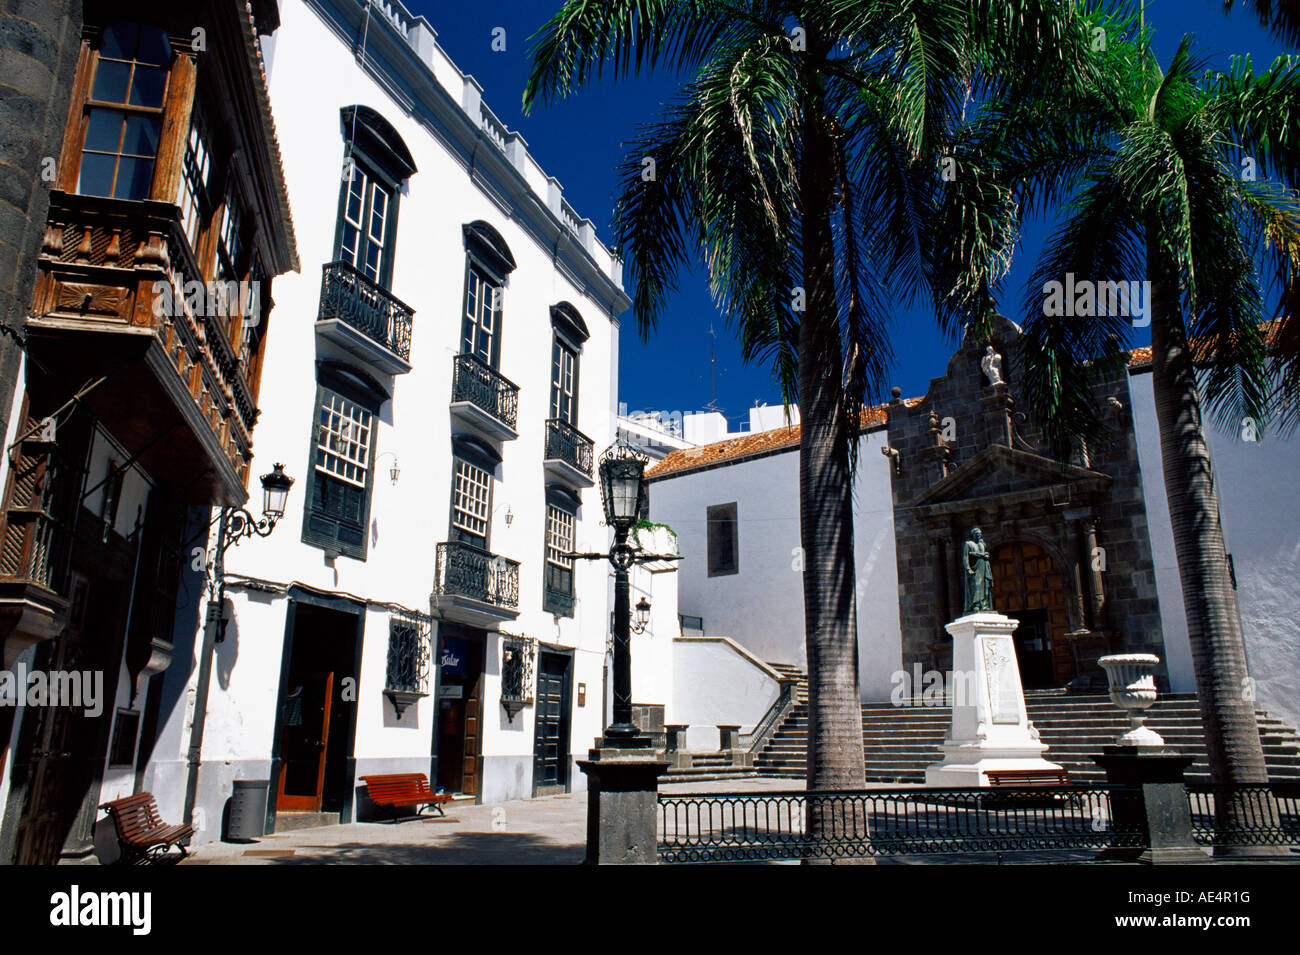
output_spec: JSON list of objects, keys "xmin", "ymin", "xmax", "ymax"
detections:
[
  {"xmin": 930, "ymin": 19, "xmax": 1300, "ymax": 809},
  {"xmin": 523, "ymin": 1, "xmax": 1106, "ymax": 809},
  {"xmin": 1223, "ymin": 0, "xmax": 1300, "ymax": 46}
]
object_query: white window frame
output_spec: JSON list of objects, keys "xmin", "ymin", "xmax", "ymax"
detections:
[
  {"xmin": 451, "ymin": 457, "xmax": 491, "ymax": 542},
  {"xmin": 315, "ymin": 392, "xmax": 372, "ymax": 488}
]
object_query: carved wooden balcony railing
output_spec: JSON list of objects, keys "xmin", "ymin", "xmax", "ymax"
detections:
[
  {"xmin": 318, "ymin": 260, "xmax": 414, "ymax": 362},
  {"xmin": 30, "ymin": 191, "xmax": 261, "ymax": 499}
]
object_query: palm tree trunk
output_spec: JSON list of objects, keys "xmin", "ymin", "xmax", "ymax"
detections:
[
  {"xmin": 797, "ymin": 41, "xmax": 866, "ymax": 861},
  {"xmin": 1147, "ymin": 237, "xmax": 1281, "ymax": 855},
  {"xmin": 1147, "ymin": 243, "xmax": 1267, "ymax": 785}
]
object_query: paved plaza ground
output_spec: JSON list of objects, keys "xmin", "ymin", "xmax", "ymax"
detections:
[
  {"xmin": 183, "ymin": 778, "xmax": 809, "ymax": 866},
  {"xmin": 170, "ymin": 777, "xmax": 1284, "ymax": 866}
]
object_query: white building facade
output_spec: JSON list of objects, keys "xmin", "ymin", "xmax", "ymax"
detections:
[
  {"xmin": 646, "ymin": 329, "xmax": 1300, "ymax": 737},
  {"xmin": 137, "ymin": 0, "xmax": 631, "ymax": 843}
]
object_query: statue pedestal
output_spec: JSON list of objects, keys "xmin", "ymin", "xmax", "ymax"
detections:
[{"xmin": 925, "ymin": 612, "xmax": 1063, "ymax": 787}]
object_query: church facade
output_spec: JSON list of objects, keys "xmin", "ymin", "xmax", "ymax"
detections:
[{"xmin": 646, "ymin": 318, "xmax": 1300, "ymax": 734}]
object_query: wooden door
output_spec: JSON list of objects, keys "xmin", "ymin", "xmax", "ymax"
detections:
[
  {"xmin": 991, "ymin": 541, "xmax": 1074, "ymax": 687},
  {"xmin": 277, "ymin": 672, "xmax": 334, "ymax": 812},
  {"xmin": 12, "ymin": 574, "xmax": 113, "ymax": 863},
  {"xmin": 462, "ymin": 676, "xmax": 480, "ymax": 796},
  {"xmin": 436, "ymin": 697, "xmax": 465, "ymax": 792},
  {"xmin": 533, "ymin": 653, "xmax": 571, "ymax": 795}
]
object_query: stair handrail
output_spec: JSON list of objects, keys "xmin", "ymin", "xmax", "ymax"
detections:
[{"xmin": 743, "ymin": 676, "xmax": 801, "ymax": 754}]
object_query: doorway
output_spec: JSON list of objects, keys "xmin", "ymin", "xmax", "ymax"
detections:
[
  {"xmin": 990, "ymin": 540, "xmax": 1075, "ymax": 688},
  {"xmin": 273, "ymin": 601, "xmax": 360, "ymax": 817},
  {"xmin": 533, "ymin": 650, "xmax": 572, "ymax": 796},
  {"xmin": 433, "ymin": 626, "xmax": 483, "ymax": 797}
]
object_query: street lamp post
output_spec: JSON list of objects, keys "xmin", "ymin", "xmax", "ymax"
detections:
[
  {"xmin": 182, "ymin": 464, "xmax": 294, "ymax": 826},
  {"xmin": 566, "ymin": 443, "xmax": 679, "ymax": 746},
  {"xmin": 571, "ymin": 443, "xmax": 680, "ymax": 863}
]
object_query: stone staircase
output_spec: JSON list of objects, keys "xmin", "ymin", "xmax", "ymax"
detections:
[{"xmin": 753, "ymin": 671, "xmax": 1300, "ymax": 785}]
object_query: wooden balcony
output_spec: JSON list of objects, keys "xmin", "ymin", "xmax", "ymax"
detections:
[
  {"xmin": 25, "ymin": 191, "xmax": 260, "ymax": 505},
  {"xmin": 315, "ymin": 260, "xmax": 414, "ymax": 377}
]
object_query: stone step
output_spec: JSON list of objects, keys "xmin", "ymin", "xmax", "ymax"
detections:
[{"xmin": 273, "ymin": 812, "xmax": 341, "ymax": 832}]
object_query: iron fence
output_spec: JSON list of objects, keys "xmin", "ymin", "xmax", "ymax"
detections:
[
  {"xmin": 659, "ymin": 788, "xmax": 1145, "ymax": 863},
  {"xmin": 1186, "ymin": 783, "xmax": 1300, "ymax": 848}
]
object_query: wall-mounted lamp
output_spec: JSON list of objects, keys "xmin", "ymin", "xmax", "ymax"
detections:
[
  {"xmin": 631, "ymin": 596, "xmax": 651, "ymax": 634},
  {"xmin": 377, "ymin": 452, "xmax": 400, "ymax": 486}
]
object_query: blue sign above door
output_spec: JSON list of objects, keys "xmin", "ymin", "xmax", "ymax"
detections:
[{"xmin": 439, "ymin": 635, "xmax": 471, "ymax": 676}]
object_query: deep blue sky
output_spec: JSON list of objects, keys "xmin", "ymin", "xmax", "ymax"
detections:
[{"xmin": 408, "ymin": 1, "xmax": 1293, "ymax": 430}]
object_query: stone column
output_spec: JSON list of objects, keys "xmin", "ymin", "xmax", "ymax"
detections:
[
  {"xmin": 1092, "ymin": 747, "xmax": 1207, "ymax": 864},
  {"xmin": 578, "ymin": 748, "xmax": 670, "ymax": 865}
]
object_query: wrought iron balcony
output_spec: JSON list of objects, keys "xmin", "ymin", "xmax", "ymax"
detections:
[
  {"xmin": 432, "ymin": 541, "xmax": 520, "ymax": 624},
  {"xmin": 316, "ymin": 260, "xmax": 414, "ymax": 375},
  {"xmin": 450, "ymin": 353, "xmax": 519, "ymax": 441},
  {"xmin": 543, "ymin": 418, "xmax": 595, "ymax": 488}
]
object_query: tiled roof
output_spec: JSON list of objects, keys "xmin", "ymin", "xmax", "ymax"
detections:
[
  {"xmin": 647, "ymin": 327, "xmax": 1283, "ymax": 480},
  {"xmin": 647, "ymin": 399, "xmax": 920, "ymax": 479}
]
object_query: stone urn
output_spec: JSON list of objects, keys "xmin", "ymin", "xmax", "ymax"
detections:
[{"xmin": 1097, "ymin": 653, "xmax": 1165, "ymax": 747}]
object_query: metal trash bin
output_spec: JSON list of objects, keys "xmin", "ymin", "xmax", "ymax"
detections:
[{"xmin": 226, "ymin": 779, "xmax": 269, "ymax": 841}]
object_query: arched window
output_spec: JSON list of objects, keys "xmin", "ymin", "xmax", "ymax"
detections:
[
  {"xmin": 549, "ymin": 303, "xmax": 588, "ymax": 425},
  {"xmin": 77, "ymin": 24, "xmax": 173, "ymax": 200},
  {"xmin": 335, "ymin": 106, "xmax": 417, "ymax": 288},
  {"xmin": 460, "ymin": 222, "xmax": 516, "ymax": 370}
]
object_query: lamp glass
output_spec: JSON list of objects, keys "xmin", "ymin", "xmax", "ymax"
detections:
[{"xmin": 260, "ymin": 464, "xmax": 294, "ymax": 520}]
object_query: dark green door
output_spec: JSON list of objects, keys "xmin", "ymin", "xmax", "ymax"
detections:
[{"xmin": 532, "ymin": 652, "xmax": 571, "ymax": 796}]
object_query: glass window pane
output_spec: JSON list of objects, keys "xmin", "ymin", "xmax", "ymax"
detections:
[
  {"xmin": 92, "ymin": 60, "xmax": 131, "ymax": 102},
  {"xmin": 122, "ymin": 114, "xmax": 160, "ymax": 156},
  {"xmin": 100, "ymin": 24, "xmax": 136, "ymax": 61},
  {"xmin": 345, "ymin": 168, "xmax": 365, "ymax": 224},
  {"xmin": 113, "ymin": 156, "xmax": 154, "ymax": 200},
  {"xmin": 368, "ymin": 186, "xmax": 387, "ymax": 244},
  {"xmin": 129, "ymin": 66, "xmax": 167, "ymax": 108},
  {"xmin": 134, "ymin": 26, "xmax": 171, "ymax": 66},
  {"xmin": 340, "ymin": 223, "xmax": 359, "ymax": 266},
  {"xmin": 83, "ymin": 109, "xmax": 124, "ymax": 152},
  {"xmin": 364, "ymin": 244, "xmax": 381, "ymax": 282},
  {"xmin": 77, "ymin": 153, "xmax": 117, "ymax": 197}
]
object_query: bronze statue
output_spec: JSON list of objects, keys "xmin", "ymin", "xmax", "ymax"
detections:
[{"xmin": 962, "ymin": 527, "xmax": 994, "ymax": 613}]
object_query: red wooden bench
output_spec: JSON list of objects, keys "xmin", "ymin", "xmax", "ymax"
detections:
[
  {"xmin": 360, "ymin": 773, "xmax": 454, "ymax": 821},
  {"xmin": 986, "ymin": 768, "xmax": 1072, "ymax": 787},
  {"xmin": 99, "ymin": 792, "xmax": 194, "ymax": 864}
]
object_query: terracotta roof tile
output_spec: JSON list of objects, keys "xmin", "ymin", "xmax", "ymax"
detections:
[
  {"xmin": 647, "ymin": 399, "xmax": 920, "ymax": 479},
  {"xmin": 648, "ymin": 326, "xmax": 1278, "ymax": 480}
]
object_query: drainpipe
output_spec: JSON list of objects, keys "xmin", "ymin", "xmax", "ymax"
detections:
[{"xmin": 182, "ymin": 508, "xmax": 228, "ymax": 825}]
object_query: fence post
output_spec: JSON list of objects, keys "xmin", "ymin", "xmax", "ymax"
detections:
[
  {"xmin": 1092, "ymin": 746, "xmax": 1208, "ymax": 864},
  {"xmin": 578, "ymin": 749, "xmax": 669, "ymax": 864}
]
